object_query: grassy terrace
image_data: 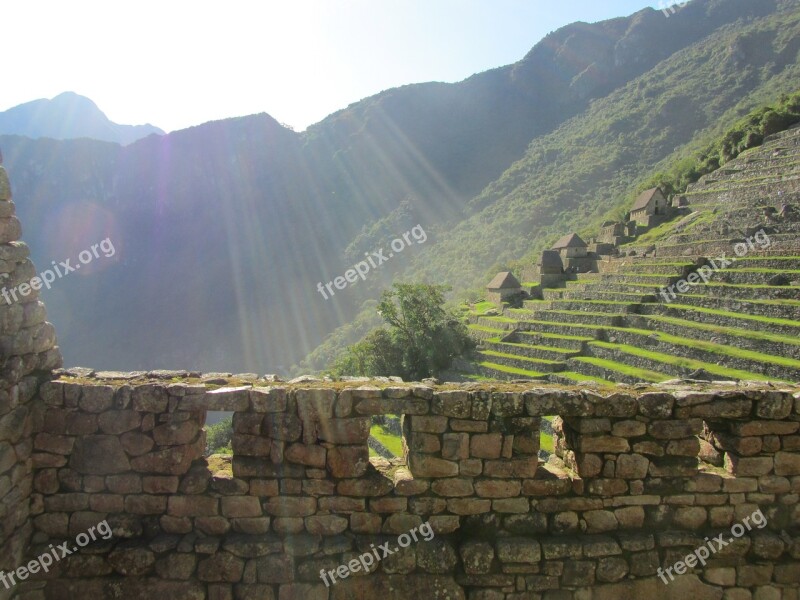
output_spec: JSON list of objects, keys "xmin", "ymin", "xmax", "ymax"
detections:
[
  {"xmin": 479, "ymin": 349, "xmax": 563, "ymax": 367},
  {"xmin": 661, "ymin": 303, "xmax": 800, "ymax": 329},
  {"xmin": 491, "ymin": 340, "xmax": 579, "ymax": 355},
  {"xmin": 478, "ymin": 361, "xmax": 547, "ymax": 379},
  {"xmin": 588, "ymin": 341, "xmax": 777, "ymax": 382},
  {"xmin": 468, "ymin": 324, "xmax": 507, "ymax": 335},
  {"xmin": 571, "ymin": 356, "xmax": 668, "ymax": 383},
  {"xmin": 642, "ymin": 314, "xmax": 800, "ymax": 348},
  {"xmin": 554, "ymin": 372, "xmax": 615, "ymax": 386},
  {"xmin": 678, "ymin": 293, "xmax": 800, "ymax": 307}
]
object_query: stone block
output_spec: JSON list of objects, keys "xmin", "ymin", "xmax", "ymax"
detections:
[
  {"xmin": 409, "ymin": 454, "xmax": 459, "ymax": 477},
  {"xmin": 441, "ymin": 433, "xmax": 469, "ymax": 460},
  {"xmin": 285, "ymin": 443, "xmax": 326, "ymax": 468},
  {"xmin": 496, "ymin": 538, "xmax": 541, "ymax": 563},
  {"xmin": 249, "ymin": 387, "xmax": 287, "ymax": 413},
  {"xmin": 447, "ymin": 498, "xmax": 491, "ymax": 515},
  {"xmin": 98, "ymin": 410, "xmax": 141, "ymax": 434},
  {"xmin": 132, "ymin": 384, "xmax": 169, "ymax": 412},
  {"xmin": 470, "ymin": 433, "xmax": 502, "ymax": 459},
  {"xmin": 198, "ymin": 552, "xmax": 245, "ymax": 582},
  {"xmin": 410, "ymin": 432, "xmax": 441, "ymax": 453},
  {"xmin": 431, "ymin": 478, "xmax": 474, "ymax": 497},
  {"xmin": 410, "ymin": 416, "xmax": 448, "ymax": 433},
  {"xmin": 263, "ymin": 497, "xmax": 316, "ymax": 517},
  {"xmin": 316, "ymin": 417, "xmax": 371, "ymax": 444},
  {"xmin": 775, "ymin": 452, "xmax": 800, "ymax": 476},
  {"xmin": 460, "ymin": 541, "xmax": 494, "ymax": 574},
  {"xmin": 483, "ymin": 457, "xmax": 537, "ymax": 478},
  {"xmin": 79, "ymin": 386, "xmax": 115, "ymax": 412},
  {"xmin": 221, "ymin": 497, "xmax": 262, "ymax": 518},
  {"xmin": 474, "ymin": 480, "xmax": 521, "ymax": 498},
  {"xmin": 578, "ymin": 435, "xmax": 629, "ymax": 453},
  {"xmin": 153, "ymin": 421, "xmax": 200, "ymax": 445},
  {"xmin": 70, "ymin": 435, "xmax": 130, "ymax": 474},
  {"xmin": 433, "ymin": 391, "xmax": 472, "ymax": 418},
  {"xmin": 262, "ymin": 414, "xmax": 303, "ymax": 442},
  {"xmin": 327, "ymin": 446, "xmax": 369, "ymax": 478}
]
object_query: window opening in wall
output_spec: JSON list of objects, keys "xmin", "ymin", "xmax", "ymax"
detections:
[
  {"xmin": 369, "ymin": 413, "xmax": 403, "ymax": 460},
  {"xmin": 204, "ymin": 411, "xmax": 233, "ymax": 456}
]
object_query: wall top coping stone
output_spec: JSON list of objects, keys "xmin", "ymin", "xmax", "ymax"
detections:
[{"xmin": 43, "ymin": 369, "xmax": 800, "ymax": 418}]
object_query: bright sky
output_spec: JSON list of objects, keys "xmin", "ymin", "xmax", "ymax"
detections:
[{"xmin": 4, "ymin": 1, "xmax": 664, "ymax": 133}]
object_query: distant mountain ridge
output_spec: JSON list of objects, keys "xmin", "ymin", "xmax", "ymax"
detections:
[
  {"xmin": 0, "ymin": 92, "xmax": 163, "ymax": 145},
  {"xmin": 0, "ymin": 0, "xmax": 798, "ymax": 375}
]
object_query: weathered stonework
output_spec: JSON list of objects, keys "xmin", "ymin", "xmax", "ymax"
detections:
[{"xmin": 8, "ymin": 375, "xmax": 800, "ymax": 600}]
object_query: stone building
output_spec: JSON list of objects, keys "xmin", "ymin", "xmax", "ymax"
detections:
[
  {"xmin": 486, "ymin": 271, "xmax": 521, "ymax": 304},
  {"xmin": 551, "ymin": 232, "xmax": 588, "ymax": 259},
  {"xmin": 630, "ymin": 187, "xmax": 668, "ymax": 226}
]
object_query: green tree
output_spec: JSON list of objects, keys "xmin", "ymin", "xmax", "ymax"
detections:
[
  {"xmin": 205, "ymin": 417, "xmax": 233, "ymax": 455},
  {"xmin": 333, "ymin": 283, "xmax": 473, "ymax": 380}
]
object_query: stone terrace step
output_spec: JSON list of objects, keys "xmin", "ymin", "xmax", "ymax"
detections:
[
  {"xmin": 557, "ymin": 290, "xmax": 658, "ymax": 303},
  {"xmin": 484, "ymin": 339, "xmax": 582, "ymax": 361},
  {"xmin": 512, "ymin": 331, "xmax": 593, "ymax": 351},
  {"xmin": 626, "ymin": 314, "xmax": 800, "ymax": 361},
  {"xmin": 515, "ymin": 319, "xmax": 605, "ymax": 339},
  {"xmin": 601, "ymin": 329, "xmax": 800, "ymax": 382},
  {"xmin": 565, "ymin": 356, "xmax": 668, "ymax": 384},
  {"xmin": 477, "ymin": 350, "xmax": 567, "ymax": 373},
  {"xmin": 634, "ymin": 303, "xmax": 800, "ymax": 338},
  {"xmin": 526, "ymin": 310, "xmax": 625, "ymax": 327},
  {"xmin": 585, "ymin": 342, "xmax": 777, "ymax": 383},
  {"xmin": 670, "ymin": 294, "xmax": 800, "ymax": 320},
  {"xmin": 476, "ymin": 361, "xmax": 549, "ymax": 381}
]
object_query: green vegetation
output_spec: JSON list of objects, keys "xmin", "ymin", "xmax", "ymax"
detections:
[
  {"xmin": 647, "ymin": 91, "xmax": 800, "ymax": 196},
  {"xmin": 205, "ymin": 417, "xmax": 233, "ymax": 456},
  {"xmin": 370, "ymin": 421, "xmax": 404, "ymax": 457},
  {"xmin": 333, "ymin": 283, "xmax": 474, "ymax": 380},
  {"xmin": 572, "ymin": 357, "xmax": 668, "ymax": 383}
]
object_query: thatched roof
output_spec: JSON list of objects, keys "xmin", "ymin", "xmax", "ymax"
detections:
[
  {"xmin": 632, "ymin": 187, "xmax": 664, "ymax": 211},
  {"xmin": 538, "ymin": 250, "xmax": 563, "ymax": 270},
  {"xmin": 486, "ymin": 271, "xmax": 521, "ymax": 290},
  {"xmin": 551, "ymin": 233, "xmax": 587, "ymax": 250}
]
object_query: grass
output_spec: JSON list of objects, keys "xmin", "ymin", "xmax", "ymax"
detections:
[
  {"xmin": 468, "ymin": 324, "xmax": 508, "ymax": 334},
  {"xmin": 489, "ymin": 340, "xmax": 578, "ymax": 355},
  {"xmin": 480, "ymin": 350, "xmax": 562, "ymax": 366},
  {"xmin": 664, "ymin": 303, "xmax": 800, "ymax": 329},
  {"xmin": 370, "ymin": 422, "xmax": 404, "ymax": 457},
  {"xmin": 555, "ymin": 371, "xmax": 616, "ymax": 386},
  {"xmin": 589, "ymin": 341, "xmax": 777, "ymax": 382},
  {"xmin": 478, "ymin": 362, "xmax": 548, "ymax": 379},
  {"xmin": 617, "ymin": 327, "xmax": 800, "ymax": 370},
  {"xmin": 571, "ymin": 356, "xmax": 669, "ymax": 382},
  {"xmin": 643, "ymin": 314, "xmax": 800, "ymax": 348},
  {"xmin": 473, "ymin": 301, "xmax": 496, "ymax": 315}
]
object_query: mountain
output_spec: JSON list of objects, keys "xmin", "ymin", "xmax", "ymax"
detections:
[
  {"xmin": 0, "ymin": 92, "xmax": 163, "ymax": 145},
  {"xmin": 1, "ymin": 0, "xmax": 798, "ymax": 375}
]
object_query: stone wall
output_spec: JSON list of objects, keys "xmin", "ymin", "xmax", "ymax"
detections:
[
  {"xmin": 14, "ymin": 376, "xmax": 800, "ymax": 599},
  {"xmin": 0, "ymin": 161, "xmax": 62, "ymax": 600}
]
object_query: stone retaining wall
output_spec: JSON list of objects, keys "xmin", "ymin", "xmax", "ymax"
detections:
[{"xmin": 12, "ymin": 376, "xmax": 800, "ymax": 599}]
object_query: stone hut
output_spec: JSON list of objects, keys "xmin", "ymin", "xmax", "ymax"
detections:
[
  {"xmin": 630, "ymin": 187, "xmax": 668, "ymax": 226},
  {"xmin": 537, "ymin": 250, "xmax": 566, "ymax": 288},
  {"xmin": 600, "ymin": 220, "xmax": 625, "ymax": 238},
  {"xmin": 551, "ymin": 232, "xmax": 588, "ymax": 259},
  {"xmin": 486, "ymin": 271, "xmax": 521, "ymax": 304}
]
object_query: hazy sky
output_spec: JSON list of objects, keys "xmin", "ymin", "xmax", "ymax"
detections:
[{"xmin": 4, "ymin": 1, "xmax": 665, "ymax": 132}]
